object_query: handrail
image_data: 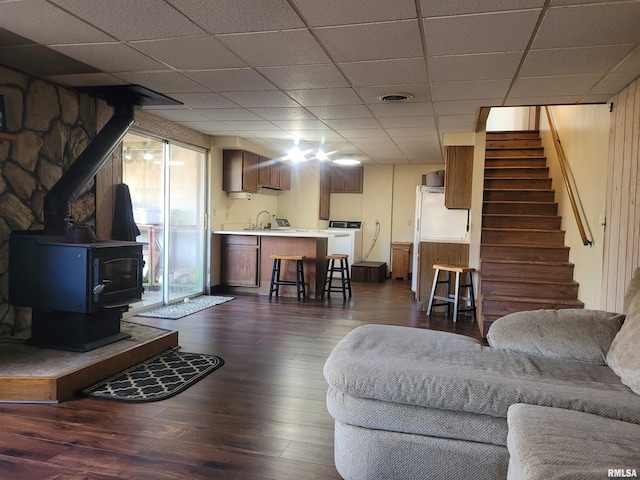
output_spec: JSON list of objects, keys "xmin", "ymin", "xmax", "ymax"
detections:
[{"xmin": 544, "ymin": 106, "xmax": 592, "ymax": 246}]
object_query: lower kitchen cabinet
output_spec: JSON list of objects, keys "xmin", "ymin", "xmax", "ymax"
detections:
[{"xmin": 220, "ymin": 235, "xmax": 259, "ymax": 286}]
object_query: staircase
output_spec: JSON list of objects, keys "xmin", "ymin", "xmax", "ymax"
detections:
[{"xmin": 478, "ymin": 131, "xmax": 584, "ymax": 336}]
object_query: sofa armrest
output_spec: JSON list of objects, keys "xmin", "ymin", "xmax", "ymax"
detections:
[{"xmin": 486, "ymin": 309, "xmax": 624, "ymax": 365}]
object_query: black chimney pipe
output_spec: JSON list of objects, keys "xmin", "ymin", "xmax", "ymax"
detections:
[{"xmin": 44, "ymin": 102, "xmax": 136, "ymax": 235}]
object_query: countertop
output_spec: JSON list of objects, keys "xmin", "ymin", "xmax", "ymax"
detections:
[{"xmin": 213, "ymin": 229, "xmax": 348, "ymax": 238}]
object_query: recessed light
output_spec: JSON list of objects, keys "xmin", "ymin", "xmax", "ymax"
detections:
[{"xmin": 332, "ymin": 158, "xmax": 361, "ymax": 166}]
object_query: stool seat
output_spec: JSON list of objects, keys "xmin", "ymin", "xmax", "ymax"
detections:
[
  {"xmin": 322, "ymin": 254, "xmax": 352, "ymax": 301},
  {"xmin": 269, "ymin": 255, "xmax": 307, "ymax": 301},
  {"xmin": 427, "ymin": 264, "xmax": 476, "ymax": 322}
]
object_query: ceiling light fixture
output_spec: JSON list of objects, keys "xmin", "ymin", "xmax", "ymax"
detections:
[
  {"xmin": 332, "ymin": 158, "xmax": 361, "ymax": 166},
  {"xmin": 376, "ymin": 92, "xmax": 413, "ymax": 103}
]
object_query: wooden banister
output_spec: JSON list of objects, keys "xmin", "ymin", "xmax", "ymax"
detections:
[{"xmin": 544, "ymin": 106, "xmax": 592, "ymax": 246}]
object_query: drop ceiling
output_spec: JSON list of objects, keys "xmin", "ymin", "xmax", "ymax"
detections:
[{"xmin": 1, "ymin": 0, "xmax": 639, "ymax": 164}]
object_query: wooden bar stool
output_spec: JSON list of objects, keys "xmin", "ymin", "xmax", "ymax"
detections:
[
  {"xmin": 426, "ymin": 264, "xmax": 476, "ymax": 322},
  {"xmin": 322, "ymin": 254, "xmax": 352, "ymax": 301},
  {"xmin": 269, "ymin": 255, "xmax": 307, "ymax": 301}
]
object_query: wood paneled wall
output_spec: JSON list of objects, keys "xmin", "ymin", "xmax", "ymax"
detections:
[{"xmin": 602, "ymin": 77, "xmax": 640, "ymax": 312}]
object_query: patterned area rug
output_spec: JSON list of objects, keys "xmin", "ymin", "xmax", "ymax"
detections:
[
  {"xmin": 137, "ymin": 295, "xmax": 234, "ymax": 319},
  {"xmin": 82, "ymin": 348, "xmax": 224, "ymax": 402}
]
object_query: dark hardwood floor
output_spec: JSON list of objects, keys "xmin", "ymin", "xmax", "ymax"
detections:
[{"xmin": 0, "ymin": 280, "xmax": 480, "ymax": 479}]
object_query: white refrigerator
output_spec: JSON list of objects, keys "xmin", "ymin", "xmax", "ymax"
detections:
[{"xmin": 411, "ymin": 186, "xmax": 470, "ymax": 292}]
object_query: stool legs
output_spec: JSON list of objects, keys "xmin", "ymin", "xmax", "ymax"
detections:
[
  {"xmin": 322, "ymin": 256, "xmax": 352, "ymax": 301},
  {"xmin": 427, "ymin": 268, "xmax": 476, "ymax": 322},
  {"xmin": 269, "ymin": 257, "xmax": 306, "ymax": 301}
]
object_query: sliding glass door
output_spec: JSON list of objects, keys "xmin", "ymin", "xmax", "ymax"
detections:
[{"xmin": 122, "ymin": 132, "xmax": 207, "ymax": 308}]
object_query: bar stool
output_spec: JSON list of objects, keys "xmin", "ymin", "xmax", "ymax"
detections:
[
  {"xmin": 426, "ymin": 264, "xmax": 476, "ymax": 322},
  {"xmin": 269, "ymin": 255, "xmax": 307, "ymax": 301},
  {"xmin": 322, "ymin": 254, "xmax": 352, "ymax": 301}
]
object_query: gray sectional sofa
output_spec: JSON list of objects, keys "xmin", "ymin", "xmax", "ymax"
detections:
[{"xmin": 324, "ymin": 268, "xmax": 640, "ymax": 479}]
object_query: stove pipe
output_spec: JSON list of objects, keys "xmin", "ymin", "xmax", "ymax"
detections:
[{"xmin": 43, "ymin": 102, "xmax": 136, "ymax": 235}]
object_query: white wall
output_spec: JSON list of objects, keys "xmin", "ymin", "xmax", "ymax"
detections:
[{"xmin": 539, "ymin": 105, "xmax": 610, "ymax": 309}]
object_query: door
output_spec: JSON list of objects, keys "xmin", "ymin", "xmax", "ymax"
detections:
[{"xmin": 122, "ymin": 132, "xmax": 207, "ymax": 308}]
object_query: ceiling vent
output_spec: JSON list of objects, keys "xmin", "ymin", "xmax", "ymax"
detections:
[{"xmin": 376, "ymin": 93, "xmax": 413, "ymax": 103}]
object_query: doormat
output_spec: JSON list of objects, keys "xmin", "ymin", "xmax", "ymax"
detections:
[
  {"xmin": 82, "ymin": 348, "xmax": 224, "ymax": 402},
  {"xmin": 137, "ymin": 295, "xmax": 234, "ymax": 319}
]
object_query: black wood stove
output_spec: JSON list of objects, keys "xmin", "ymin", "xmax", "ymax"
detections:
[{"xmin": 9, "ymin": 85, "xmax": 180, "ymax": 352}]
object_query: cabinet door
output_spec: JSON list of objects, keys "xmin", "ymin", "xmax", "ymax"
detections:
[
  {"xmin": 242, "ymin": 151, "xmax": 259, "ymax": 192},
  {"xmin": 258, "ymin": 157, "xmax": 270, "ymax": 186},
  {"xmin": 221, "ymin": 236, "xmax": 259, "ymax": 286},
  {"xmin": 223, "ymin": 150, "xmax": 259, "ymax": 193},
  {"xmin": 444, "ymin": 146, "xmax": 473, "ymax": 209},
  {"xmin": 279, "ymin": 162, "xmax": 291, "ymax": 190},
  {"xmin": 331, "ymin": 166, "xmax": 363, "ymax": 193},
  {"xmin": 269, "ymin": 161, "xmax": 280, "ymax": 187}
]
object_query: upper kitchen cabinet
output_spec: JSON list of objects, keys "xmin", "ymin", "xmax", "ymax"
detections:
[
  {"xmin": 331, "ymin": 165, "xmax": 363, "ymax": 193},
  {"xmin": 223, "ymin": 150, "xmax": 259, "ymax": 193},
  {"xmin": 258, "ymin": 157, "xmax": 290, "ymax": 191},
  {"xmin": 444, "ymin": 146, "xmax": 473, "ymax": 209}
]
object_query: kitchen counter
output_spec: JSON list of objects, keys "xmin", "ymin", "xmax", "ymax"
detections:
[
  {"xmin": 215, "ymin": 231, "xmax": 340, "ymax": 298},
  {"xmin": 214, "ymin": 229, "xmax": 348, "ymax": 238}
]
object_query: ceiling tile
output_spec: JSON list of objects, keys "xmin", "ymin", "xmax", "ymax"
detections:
[
  {"xmin": 428, "ymin": 52, "xmax": 522, "ymax": 82},
  {"xmin": 521, "ymin": 45, "xmax": 634, "ymax": 77},
  {"xmin": 146, "ymin": 109, "xmax": 213, "ymax": 122},
  {"xmin": 438, "ymin": 114, "xmax": 477, "ymax": 128},
  {"xmin": 431, "ymin": 79, "xmax": 511, "ymax": 102},
  {"xmin": 355, "ymin": 84, "xmax": 431, "ymax": 104},
  {"xmin": 323, "ymin": 118, "xmax": 381, "ymax": 129},
  {"xmin": 218, "ymin": 121, "xmax": 282, "ymax": 131},
  {"xmin": 257, "ymin": 64, "xmax": 349, "ymax": 90},
  {"xmin": 386, "ymin": 128, "xmax": 432, "ymax": 137},
  {"xmin": 338, "ymin": 128, "xmax": 388, "ymax": 139},
  {"xmin": 50, "ymin": 0, "xmax": 205, "ymax": 41},
  {"xmin": 192, "ymin": 109, "xmax": 263, "ymax": 121},
  {"xmin": 314, "ymin": 20, "xmax": 423, "ymax": 63},
  {"xmin": 115, "ymin": 71, "xmax": 208, "ymax": 94},
  {"xmin": 248, "ymin": 107, "xmax": 316, "ymax": 121},
  {"xmin": 131, "ymin": 37, "xmax": 246, "ymax": 70},
  {"xmin": 51, "ymin": 43, "xmax": 169, "ymax": 72},
  {"xmin": 503, "ymin": 95, "xmax": 581, "ymax": 106},
  {"xmin": 509, "ymin": 74, "xmax": 602, "ymax": 99},
  {"xmin": 0, "ymin": 45, "xmax": 99, "ymax": 76},
  {"xmin": 423, "ymin": 10, "xmax": 540, "ymax": 55},
  {"xmin": 291, "ymin": 130, "xmax": 344, "ymax": 141},
  {"xmin": 339, "ymin": 58, "xmax": 428, "ymax": 86},
  {"xmin": 368, "ymin": 101, "xmax": 433, "ymax": 117},
  {"xmin": 434, "ymin": 98, "xmax": 503, "ymax": 116},
  {"xmin": 168, "ymin": 0, "xmax": 304, "ymax": 34},
  {"xmin": 0, "ymin": 1, "xmax": 113, "ymax": 44},
  {"xmin": 221, "ymin": 90, "xmax": 301, "ymax": 108},
  {"xmin": 293, "ymin": 0, "xmax": 417, "ymax": 27},
  {"xmin": 218, "ymin": 30, "xmax": 330, "ymax": 67},
  {"xmin": 170, "ymin": 92, "xmax": 239, "ymax": 109},
  {"xmin": 379, "ymin": 116, "xmax": 435, "ymax": 128},
  {"xmin": 174, "ymin": 120, "xmax": 229, "ymax": 132},
  {"xmin": 421, "ymin": 0, "xmax": 545, "ymax": 16},
  {"xmin": 286, "ymin": 88, "xmax": 363, "ymax": 106},
  {"xmin": 307, "ymin": 105, "xmax": 373, "ymax": 119},
  {"xmin": 589, "ymin": 72, "xmax": 640, "ymax": 97},
  {"xmin": 534, "ymin": 3, "xmax": 640, "ymax": 49},
  {"xmin": 272, "ymin": 120, "xmax": 330, "ymax": 130},
  {"xmin": 187, "ymin": 69, "xmax": 277, "ymax": 91},
  {"xmin": 48, "ymin": 73, "xmax": 126, "ymax": 87},
  {"xmin": 614, "ymin": 47, "xmax": 640, "ymax": 73}
]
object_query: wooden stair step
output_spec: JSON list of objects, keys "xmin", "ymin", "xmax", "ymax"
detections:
[
  {"xmin": 484, "ymin": 166, "xmax": 550, "ymax": 178},
  {"xmin": 486, "ymin": 148, "xmax": 545, "ymax": 157},
  {"xmin": 483, "ymin": 189, "xmax": 555, "ymax": 202},
  {"xmin": 483, "ymin": 201, "xmax": 558, "ymax": 215},
  {"xmin": 480, "ymin": 294, "xmax": 585, "ymax": 317},
  {"xmin": 480, "ymin": 259, "xmax": 575, "ymax": 280},
  {"xmin": 480, "ymin": 244, "xmax": 570, "ymax": 262},
  {"xmin": 482, "ymin": 228, "xmax": 566, "ymax": 246},
  {"xmin": 486, "ymin": 131, "xmax": 540, "ymax": 140},
  {"xmin": 486, "ymin": 139, "xmax": 542, "ymax": 149},
  {"xmin": 484, "ymin": 157, "xmax": 547, "ymax": 168},
  {"xmin": 481, "ymin": 277, "xmax": 579, "ymax": 299},
  {"xmin": 482, "ymin": 214, "xmax": 561, "ymax": 230},
  {"xmin": 484, "ymin": 178, "xmax": 552, "ymax": 190}
]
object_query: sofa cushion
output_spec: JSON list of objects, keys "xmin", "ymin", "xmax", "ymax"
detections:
[
  {"xmin": 507, "ymin": 403, "xmax": 640, "ymax": 480},
  {"xmin": 324, "ymin": 325, "xmax": 640, "ymax": 423},
  {"xmin": 623, "ymin": 266, "xmax": 640, "ymax": 313},
  {"xmin": 607, "ymin": 284, "xmax": 640, "ymax": 395},
  {"xmin": 487, "ymin": 309, "xmax": 624, "ymax": 365}
]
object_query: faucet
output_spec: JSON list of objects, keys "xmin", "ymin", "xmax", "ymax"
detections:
[{"xmin": 255, "ymin": 210, "xmax": 271, "ymax": 230}]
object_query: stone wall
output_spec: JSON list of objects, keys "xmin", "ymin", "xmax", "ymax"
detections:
[{"xmin": 0, "ymin": 66, "xmax": 97, "ymax": 336}]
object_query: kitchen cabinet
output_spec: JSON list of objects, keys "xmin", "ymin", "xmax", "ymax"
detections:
[
  {"xmin": 258, "ymin": 157, "xmax": 291, "ymax": 190},
  {"xmin": 220, "ymin": 235, "xmax": 259, "ymax": 286},
  {"xmin": 223, "ymin": 150, "xmax": 259, "ymax": 193},
  {"xmin": 331, "ymin": 165, "xmax": 363, "ymax": 193},
  {"xmin": 444, "ymin": 146, "xmax": 473, "ymax": 209},
  {"xmin": 391, "ymin": 242, "xmax": 412, "ymax": 280}
]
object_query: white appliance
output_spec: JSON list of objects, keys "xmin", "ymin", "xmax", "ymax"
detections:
[
  {"xmin": 411, "ymin": 186, "xmax": 470, "ymax": 292},
  {"xmin": 327, "ymin": 220, "xmax": 363, "ymax": 276}
]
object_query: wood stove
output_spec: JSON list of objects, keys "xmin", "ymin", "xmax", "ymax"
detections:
[{"xmin": 8, "ymin": 85, "xmax": 180, "ymax": 352}]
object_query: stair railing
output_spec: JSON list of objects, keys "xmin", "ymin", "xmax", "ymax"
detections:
[{"xmin": 544, "ymin": 106, "xmax": 593, "ymax": 246}]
